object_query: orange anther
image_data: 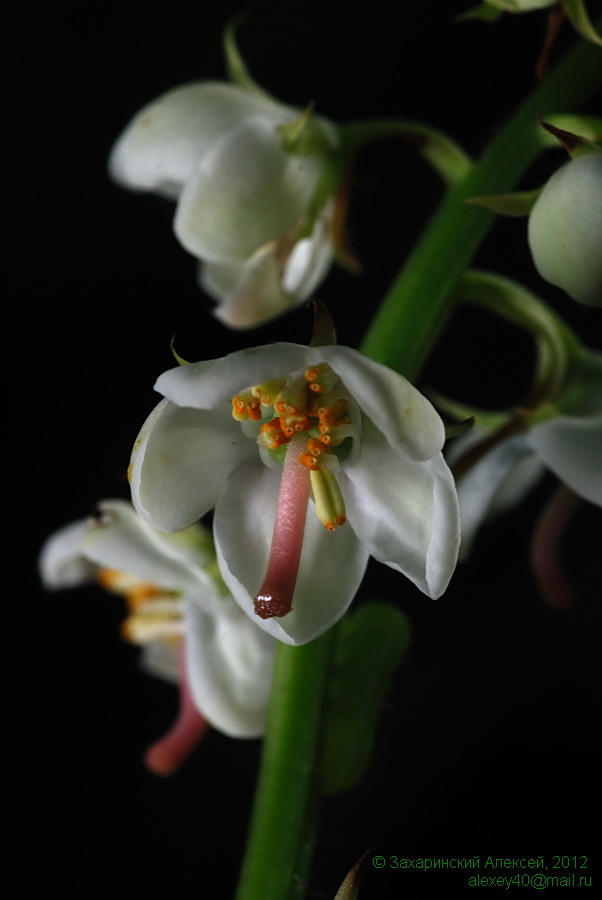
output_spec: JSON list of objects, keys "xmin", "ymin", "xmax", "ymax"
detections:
[{"xmin": 299, "ymin": 451, "xmax": 320, "ymax": 470}]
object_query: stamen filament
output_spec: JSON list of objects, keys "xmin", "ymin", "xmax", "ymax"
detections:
[{"xmin": 254, "ymin": 434, "xmax": 311, "ymax": 619}]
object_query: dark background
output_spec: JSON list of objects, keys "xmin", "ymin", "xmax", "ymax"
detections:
[{"xmin": 16, "ymin": 1, "xmax": 600, "ymax": 897}]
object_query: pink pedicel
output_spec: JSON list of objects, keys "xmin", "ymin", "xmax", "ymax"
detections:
[
  {"xmin": 254, "ymin": 434, "xmax": 311, "ymax": 619},
  {"xmin": 144, "ymin": 643, "xmax": 209, "ymax": 776},
  {"xmin": 530, "ymin": 484, "xmax": 582, "ymax": 611}
]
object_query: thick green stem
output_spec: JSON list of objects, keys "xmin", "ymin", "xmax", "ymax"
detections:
[
  {"xmin": 235, "ymin": 630, "xmax": 334, "ymax": 900},
  {"xmin": 360, "ymin": 32, "xmax": 602, "ymax": 381},
  {"xmin": 234, "ymin": 29, "xmax": 601, "ymax": 900}
]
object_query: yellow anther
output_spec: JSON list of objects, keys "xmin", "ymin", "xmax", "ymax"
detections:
[{"xmin": 310, "ymin": 467, "xmax": 347, "ymax": 531}]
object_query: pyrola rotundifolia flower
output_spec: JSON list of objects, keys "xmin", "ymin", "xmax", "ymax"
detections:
[
  {"xmin": 109, "ymin": 82, "xmax": 341, "ymax": 328},
  {"xmin": 129, "ymin": 342, "xmax": 460, "ymax": 645},
  {"xmin": 40, "ymin": 501, "xmax": 275, "ymax": 769},
  {"xmin": 528, "ymin": 152, "xmax": 602, "ymax": 307}
]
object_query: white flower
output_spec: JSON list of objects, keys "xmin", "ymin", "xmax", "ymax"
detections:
[
  {"xmin": 447, "ymin": 352, "xmax": 602, "ymax": 556},
  {"xmin": 109, "ymin": 82, "xmax": 340, "ymax": 328},
  {"xmin": 39, "ymin": 500, "xmax": 275, "ymax": 741},
  {"xmin": 528, "ymin": 152, "xmax": 602, "ymax": 307},
  {"xmin": 129, "ymin": 343, "xmax": 460, "ymax": 645}
]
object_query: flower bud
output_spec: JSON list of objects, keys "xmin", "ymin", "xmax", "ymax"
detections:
[{"xmin": 528, "ymin": 152, "xmax": 602, "ymax": 307}]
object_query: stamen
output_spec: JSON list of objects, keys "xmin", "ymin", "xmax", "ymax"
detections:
[
  {"xmin": 253, "ymin": 434, "xmax": 311, "ymax": 619},
  {"xmin": 310, "ymin": 467, "xmax": 347, "ymax": 531}
]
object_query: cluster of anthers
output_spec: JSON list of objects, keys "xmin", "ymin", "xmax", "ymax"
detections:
[
  {"xmin": 96, "ymin": 567, "xmax": 183, "ymax": 648},
  {"xmin": 230, "ymin": 361, "xmax": 358, "ymax": 620},
  {"xmin": 231, "ymin": 362, "xmax": 356, "ymax": 533}
]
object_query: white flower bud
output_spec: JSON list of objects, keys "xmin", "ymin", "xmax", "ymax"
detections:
[{"xmin": 528, "ymin": 153, "xmax": 602, "ymax": 307}]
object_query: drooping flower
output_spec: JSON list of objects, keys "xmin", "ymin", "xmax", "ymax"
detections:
[
  {"xmin": 40, "ymin": 500, "xmax": 275, "ymax": 771},
  {"xmin": 129, "ymin": 341, "xmax": 460, "ymax": 645},
  {"xmin": 528, "ymin": 152, "xmax": 602, "ymax": 307},
  {"xmin": 109, "ymin": 81, "xmax": 342, "ymax": 328}
]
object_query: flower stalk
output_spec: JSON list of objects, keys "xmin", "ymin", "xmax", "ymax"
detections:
[{"xmin": 234, "ymin": 27, "xmax": 602, "ymax": 900}]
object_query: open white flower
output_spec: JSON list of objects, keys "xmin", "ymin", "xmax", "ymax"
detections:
[
  {"xmin": 129, "ymin": 342, "xmax": 460, "ymax": 645},
  {"xmin": 40, "ymin": 500, "xmax": 275, "ymax": 746},
  {"xmin": 109, "ymin": 82, "xmax": 340, "ymax": 328}
]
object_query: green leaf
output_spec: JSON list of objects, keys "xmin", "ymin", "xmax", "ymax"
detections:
[{"xmin": 320, "ymin": 603, "xmax": 412, "ymax": 796}]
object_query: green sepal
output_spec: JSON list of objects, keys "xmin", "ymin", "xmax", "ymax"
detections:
[
  {"xmin": 563, "ymin": 0, "xmax": 602, "ymax": 48},
  {"xmin": 455, "ymin": 2, "xmax": 503, "ymax": 22},
  {"xmin": 309, "ymin": 298, "xmax": 337, "ymax": 347},
  {"xmin": 320, "ymin": 603, "xmax": 412, "ymax": 796},
  {"xmin": 170, "ymin": 336, "xmax": 190, "ymax": 366},
  {"xmin": 339, "ymin": 119, "xmax": 473, "ymax": 186},
  {"xmin": 465, "ymin": 187, "xmax": 541, "ymax": 216}
]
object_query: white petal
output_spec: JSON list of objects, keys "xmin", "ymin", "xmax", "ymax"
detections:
[
  {"xmin": 529, "ymin": 413, "xmax": 602, "ymax": 505},
  {"xmin": 174, "ymin": 115, "xmax": 323, "ymax": 262},
  {"xmin": 185, "ymin": 599, "xmax": 274, "ymax": 737},
  {"xmin": 282, "ymin": 201, "xmax": 335, "ymax": 297},
  {"xmin": 109, "ymin": 82, "xmax": 288, "ymax": 199},
  {"xmin": 318, "ymin": 345, "xmax": 445, "ymax": 460},
  {"xmin": 203, "ymin": 244, "xmax": 301, "ymax": 329},
  {"xmin": 130, "ymin": 398, "xmax": 251, "ymax": 532},
  {"xmin": 528, "ymin": 153, "xmax": 602, "ymax": 307},
  {"xmin": 214, "ymin": 458, "xmax": 370, "ymax": 645},
  {"xmin": 39, "ymin": 519, "xmax": 97, "ymax": 589},
  {"xmin": 155, "ymin": 343, "xmax": 321, "ymax": 410},
  {"xmin": 80, "ymin": 500, "xmax": 220, "ymax": 613},
  {"xmin": 341, "ymin": 420, "xmax": 459, "ymax": 598}
]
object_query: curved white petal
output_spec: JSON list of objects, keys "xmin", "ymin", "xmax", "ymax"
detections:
[
  {"xmin": 174, "ymin": 115, "xmax": 323, "ymax": 262},
  {"xmin": 130, "ymin": 398, "xmax": 252, "ymax": 532},
  {"xmin": 204, "ymin": 244, "xmax": 301, "ymax": 330},
  {"xmin": 528, "ymin": 153, "xmax": 602, "ymax": 307},
  {"xmin": 80, "ymin": 500, "xmax": 220, "ymax": 613},
  {"xmin": 282, "ymin": 201, "xmax": 335, "ymax": 297},
  {"xmin": 39, "ymin": 519, "xmax": 97, "ymax": 589},
  {"xmin": 341, "ymin": 420, "xmax": 459, "ymax": 598},
  {"xmin": 529, "ymin": 413, "xmax": 602, "ymax": 505},
  {"xmin": 185, "ymin": 598, "xmax": 274, "ymax": 737},
  {"xmin": 155, "ymin": 343, "xmax": 321, "ymax": 410},
  {"xmin": 318, "ymin": 345, "xmax": 445, "ymax": 461},
  {"xmin": 109, "ymin": 82, "xmax": 288, "ymax": 199},
  {"xmin": 214, "ymin": 458, "xmax": 370, "ymax": 645}
]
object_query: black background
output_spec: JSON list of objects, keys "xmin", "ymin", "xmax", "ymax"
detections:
[{"xmin": 15, "ymin": 1, "xmax": 600, "ymax": 897}]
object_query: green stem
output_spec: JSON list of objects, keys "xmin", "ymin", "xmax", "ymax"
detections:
[
  {"xmin": 235, "ymin": 630, "xmax": 334, "ymax": 900},
  {"xmin": 360, "ymin": 31, "xmax": 602, "ymax": 381},
  {"xmin": 234, "ymin": 29, "xmax": 601, "ymax": 900}
]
